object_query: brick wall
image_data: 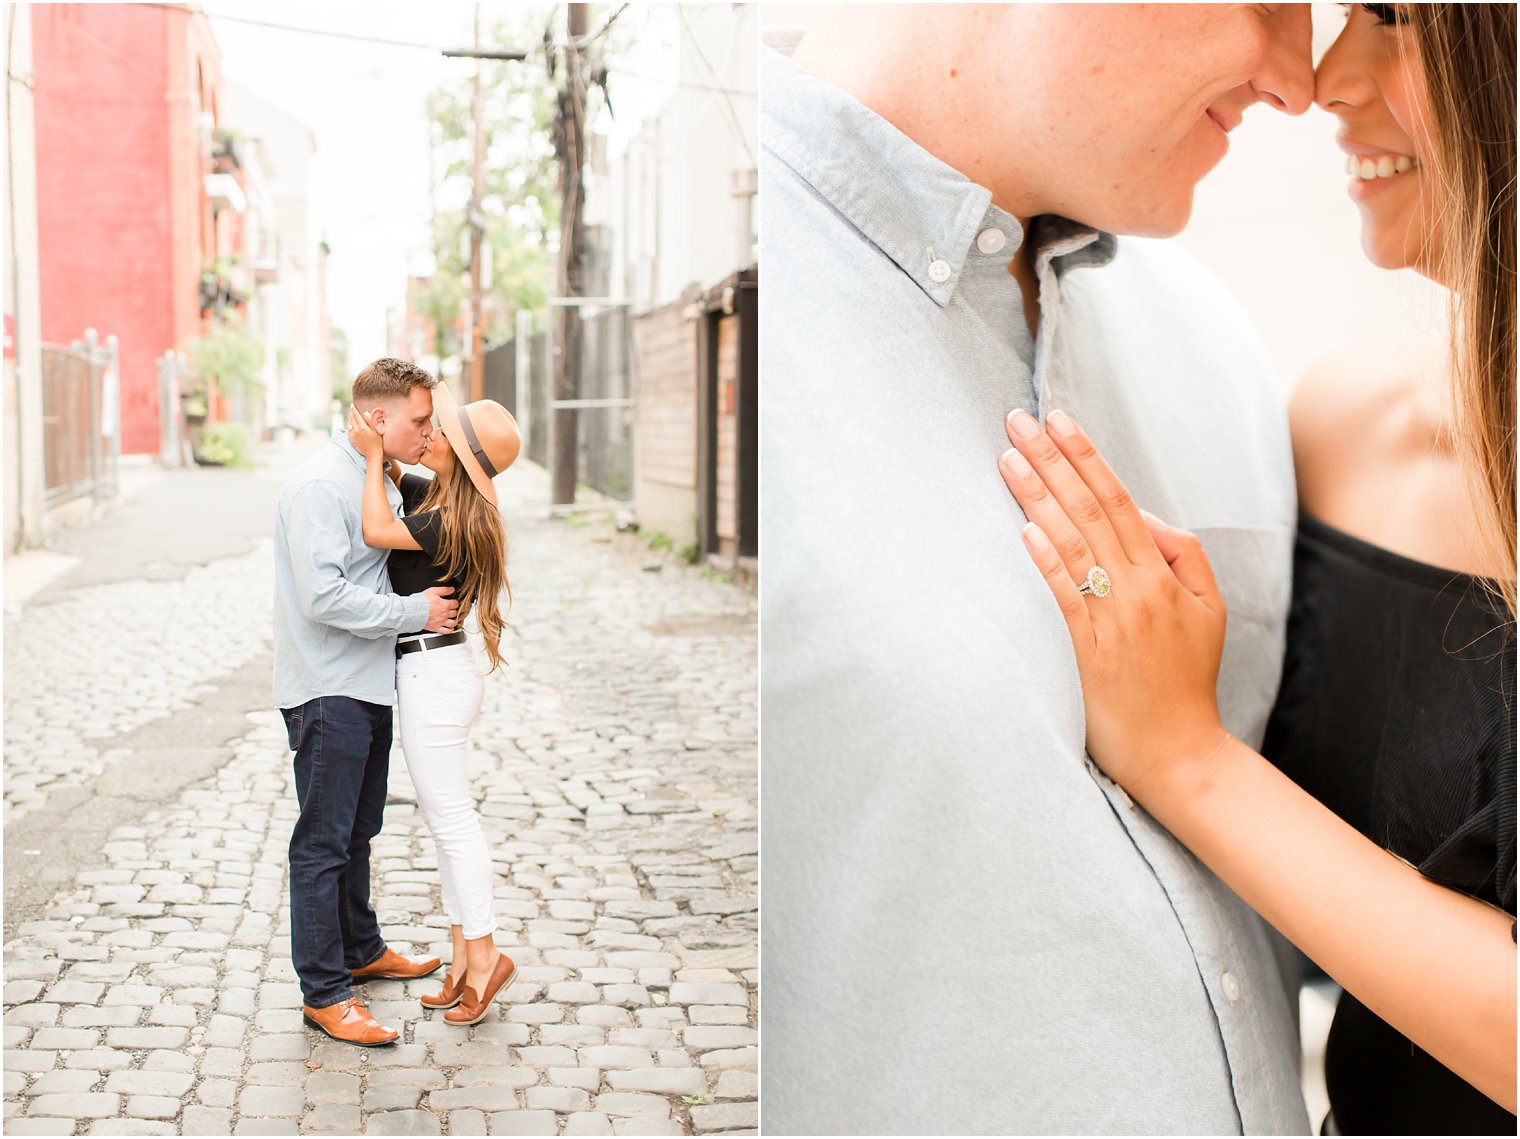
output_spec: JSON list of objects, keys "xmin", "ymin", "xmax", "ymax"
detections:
[
  {"xmin": 631, "ymin": 300, "xmax": 698, "ymax": 545},
  {"xmin": 33, "ymin": 5, "xmax": 220, "ymax": 455},
  {"xmin": 714, "ymin": 312, "xmax": 739, "ymax": 555},
  {"xmin": 34, "ymin": 5, "xmax": 174, "ymax": 455}
]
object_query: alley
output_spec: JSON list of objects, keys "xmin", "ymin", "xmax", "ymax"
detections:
[{"xmin": 3, "ymin": 441, "xmax": 758, "ymax": 1136}]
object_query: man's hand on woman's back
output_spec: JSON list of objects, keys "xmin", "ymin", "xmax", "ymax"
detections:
[{"xmin": 423, "ymin": 586, "xmax": 459, "ymax": 633}]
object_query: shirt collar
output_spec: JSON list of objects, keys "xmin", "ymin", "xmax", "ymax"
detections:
[{"xmin": 760, "ymin": 37, "xmax": 1116, "ymax": 307}]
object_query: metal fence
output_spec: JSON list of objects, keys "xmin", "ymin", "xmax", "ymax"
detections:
[
  {"xmin": 481, "ymin": 304, "xmax": 633, "ymax": 502},
  {"xmin": 571, "ymin": 304, "xmax": 633, "ymax": 501},
  {"xmin": 481, "ymin": 325, "xmax": 550, "ymax": 467},
  {"xmin": 40, "ymin": 331, "xmax": 118, "ymax": 506}
]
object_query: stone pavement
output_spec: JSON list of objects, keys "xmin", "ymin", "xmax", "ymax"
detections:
[{"xmin": 4, "ymin": 442, "xmax": 758, "ymax": 1136}]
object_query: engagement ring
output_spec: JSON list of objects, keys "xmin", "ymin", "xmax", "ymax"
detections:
[{"xmin": 1077, "ymin": 565, "xmax": 1112, "ymax": 599}]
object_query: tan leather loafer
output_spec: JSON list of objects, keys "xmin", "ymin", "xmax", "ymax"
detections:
[
  {"xmin": 350, "ymin": 946, "xmax": 442, "ymax": 982},
  {"xmin": 420, "ymin": 968, "xmax": 467, "ymax": 1010},
  {"xmin": 301, "ymin": 997, "xmax": 399, "ymax": 1047},
  {"xmin": 444, "ymin": 953, "xmax": 518, "ymax": 1026}
]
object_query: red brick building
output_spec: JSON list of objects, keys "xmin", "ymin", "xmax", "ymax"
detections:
[{"xmin": 32, "ymin": 4, "xmax": 231, "ymax": 454}]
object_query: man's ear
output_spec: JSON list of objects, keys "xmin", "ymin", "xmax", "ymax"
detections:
[{"xmin": 367, "ymin": 405, "xmax": 388, "ymax": 434}]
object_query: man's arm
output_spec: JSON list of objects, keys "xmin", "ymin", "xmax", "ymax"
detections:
[{"xmin": 285, "ymin": 479, "xmax": 431, "ymax": 638}]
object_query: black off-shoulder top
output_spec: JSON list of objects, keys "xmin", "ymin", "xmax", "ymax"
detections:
[
  {"xmin": 388, "ymin": 473, "xmax": 464, "ymax": 601},
  {"xmin": 1262, "ymin": 511, "xmax": 1515, "ymax": 1136}
]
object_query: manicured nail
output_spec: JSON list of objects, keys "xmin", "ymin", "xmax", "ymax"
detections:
[
  {"xmin": 1022, "ymin": 522, "xmax": 1050, "ymax": 552},
  {"xmin": 1047, "ymin": 409, "xmax": 1077, "ymax": 437},
  {"xmin": 1001, "ymin": 447, "xmax": 1032, "ymax": 478},
  {"xmin": 1008, "ymin": 408, "xmax": 1040, "ymax": 440}
]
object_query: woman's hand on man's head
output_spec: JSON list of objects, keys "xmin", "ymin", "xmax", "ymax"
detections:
[{"xmin": 347, "ymin": 405, "xmax": 385, "ymax": 460}]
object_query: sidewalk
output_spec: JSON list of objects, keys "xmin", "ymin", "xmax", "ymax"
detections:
[{"xmin": 3, "ymin": 440, "xmax": 758, "ymax": 1136}]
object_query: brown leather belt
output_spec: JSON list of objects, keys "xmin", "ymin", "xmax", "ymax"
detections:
[{"xmin": 396, "ymin": 631, "xmax": 467, "ymax": 658}]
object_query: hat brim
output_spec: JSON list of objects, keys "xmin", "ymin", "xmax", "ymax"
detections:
[{"xmin": 431, "ymin": 382, "xmax": 499, "ymax": 507}]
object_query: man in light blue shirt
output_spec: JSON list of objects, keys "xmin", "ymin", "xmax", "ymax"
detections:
[
  {"xmin": 273, "ymin": 358, "xmax": 458, "ymax": 1046},
  {"xmin": 762, "ymin": 7, "xmax": 1316, "ymax": 1133}
]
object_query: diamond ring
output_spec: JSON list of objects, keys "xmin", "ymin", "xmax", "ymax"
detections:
[{"xmin": 1077, "ymin": 565, "xmax": 1112, "ymax": 599}]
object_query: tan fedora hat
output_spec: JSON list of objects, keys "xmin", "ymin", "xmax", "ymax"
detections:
[{"xmin": 432, "ymin": 382, "xmax": 521, "ymax": 508}]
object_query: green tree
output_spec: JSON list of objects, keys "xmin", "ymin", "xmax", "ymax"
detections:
[
  {"xmin": 186, "ymin": 317, "xmax": 265, "ymax": 404},
  {"xmin": 419, "ymin": 7, "xmax": 563, "ymax": 360},
  {"xmin": 329, "ymin": 326, "xmax": 351, "ymax": 402}
]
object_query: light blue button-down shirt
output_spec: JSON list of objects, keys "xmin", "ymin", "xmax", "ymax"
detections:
[
  {"xmin": 273, "ymin": 436, "xmax": 429, "ymax": 710},
  {"xmin": 761, "ymin": 36, "xmax": 1307, "ymax": 1135}
]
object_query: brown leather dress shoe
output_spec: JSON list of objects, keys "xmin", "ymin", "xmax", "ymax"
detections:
[
  {"xmin": 444, "ymin": 953, "xmax": 518, "ymax": 1026},
  {"xmin": 301, "ymin": 997, "xmax": 399, "ymax": 1047},
  {"xmin": 350, "ymin": 946, "xmax": 442, "ymax": 982},
  {"xmin": 420, "ymin": 968, "xmax": 467, "ymax": 1010}
]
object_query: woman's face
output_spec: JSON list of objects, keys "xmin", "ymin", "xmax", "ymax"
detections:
[
  {"xmin": 1316, "ymin": 4, "xmax": 1440, "ymax": 277},
  {"xmin": 418, "ymin": 429, "xmax": 457, "ymax": 477}
]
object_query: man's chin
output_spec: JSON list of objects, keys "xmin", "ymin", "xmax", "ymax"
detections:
[{"xmin": 1111, "ymin": 193, "xmax": 1195, "ymax": 240}]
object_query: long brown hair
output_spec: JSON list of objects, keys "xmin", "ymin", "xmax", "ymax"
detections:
[
  {"xmin": 1407, "ymin": 3, "xmax": 1517, "ymax": 616},
  {"xmin": 421, "ymin": 468, "xmax": 511, "ymax": 671}
]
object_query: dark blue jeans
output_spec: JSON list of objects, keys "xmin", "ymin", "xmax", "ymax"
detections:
[{"xmin": 282, "ymin": 696, "xmax": 391, "ymax": 1009}]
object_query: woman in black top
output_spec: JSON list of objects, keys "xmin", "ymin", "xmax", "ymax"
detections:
[
  {"xmin": 996, "ymin": 4, "xmax": 1515, "ymax": 1131},
  {"xmin": 1264, "ymin": 517, "xmax": 1514, "ymax": 1134},
  {"xmin": 348, "ymin": 385, "xmax": 524, "ymax": 1029}
]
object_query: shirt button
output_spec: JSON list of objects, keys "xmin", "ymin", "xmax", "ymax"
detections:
[
  {"xmin": 976, "ymin": 227, "xmax": 1007, "ymax": 255},
  {"xmin": 1221, "ymin": 970, "xmax": 1241, "ymax": 1005},
  {"xmin": 927, "ymin": 259, "xmax": 952, "ymax": 283}
]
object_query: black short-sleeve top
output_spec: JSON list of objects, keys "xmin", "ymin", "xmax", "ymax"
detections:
[
  {"xmin": 387, "ymin": 473, "xmax": 464, "ymax": 600},
  {"xmin": 1262, "ymin": 511, "xmax": 1515, "ymax": 1135}
]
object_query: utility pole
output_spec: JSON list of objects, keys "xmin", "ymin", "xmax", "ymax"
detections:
[
  {"xmin": 551, "ymin": 3, "xmax": 588, "ymax": 506},
  {"xmin": 467, "ymin": 4, "xmax": 487, "ymax": 401},
  {"xmin": 440, "ymin": 19, "xmax": 528, "ymax": 401},
  {"xmin": 442, "ymin": 23, "xmax": 527, "ymax": 402}
]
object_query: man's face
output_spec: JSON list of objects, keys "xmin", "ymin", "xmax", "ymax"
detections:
[
  {"xmin": 979, "ymin": 4, "xmax": 1313, "ymax": 236},
  {"xmin": 370, "ymin": 387, "xmax": 434, "ymax": 464}
]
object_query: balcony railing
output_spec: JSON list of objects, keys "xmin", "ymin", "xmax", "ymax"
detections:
[{"xmin": 204, "ymin": 172, "xmax": 246, "ymax": 213}]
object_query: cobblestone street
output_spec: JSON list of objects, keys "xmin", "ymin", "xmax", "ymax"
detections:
[{"xmin": 4, "ymin": 441, "xmax": 758, "ymax": 1136}]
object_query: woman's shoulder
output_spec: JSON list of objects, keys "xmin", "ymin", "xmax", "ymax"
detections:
[
  {"xmin": 1289, "ymin": 339, "xmax": 1441, "ymax": 502},
  {"xmin": 399, "ymin": 471, "xmax": 435, "ymax": 511}
]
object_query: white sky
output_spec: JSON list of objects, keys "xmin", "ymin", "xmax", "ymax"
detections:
[
  {"xmin": 203, "ymin": 2, "xmax": 541, "ymax": 365},
  {"xmin": 204, "ymin": 1, "xmax": 702, "ymax": 367}
]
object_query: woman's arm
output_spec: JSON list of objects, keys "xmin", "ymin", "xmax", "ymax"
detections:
[
  {"xmin": 1143, "ymin": 732, "xmax": 1516, "ymax": 1112},
  {"xmin": 998, "ymin": 408, "xmax": 1516, "ymax": 1112},
  {"xmin": 347, "ymin": 407, "xmax": 422, "ymax": 552}
]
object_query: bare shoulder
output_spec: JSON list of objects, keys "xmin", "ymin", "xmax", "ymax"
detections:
[{"xmin": 1288, "ymin": 340, "xmax": 1436, "ymax": 505}]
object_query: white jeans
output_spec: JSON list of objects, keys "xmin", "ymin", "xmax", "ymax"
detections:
[{"xmin": 395, "ymin": 640, "xmax": 497, "ymax": 940}]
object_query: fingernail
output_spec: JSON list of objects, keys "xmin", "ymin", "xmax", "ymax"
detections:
[
  {"xmin": 1022, "ymin": 522, "xmax": 1050, "ymax": 552},
  {"xmin": 1007, "ymin": 408, "xmax": 1040, "ymax": 440},
  {"xmin": 1047, "ymin": 409, "xmax": 1077, "ymax": 437},
  {"xmin": 1000, "ymin": 447, "xmax": 1032, "ymax": 478}
]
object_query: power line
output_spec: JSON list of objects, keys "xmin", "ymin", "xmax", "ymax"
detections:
[
  {"xmin": 603, "ymin": 66, "xmax": 755, "ymax": 99},
  {"xmin": 135, "ymin": 4, "xmax": 453, "ymax": 51},
  {"xmin": 143, "ymin": 4, "xmax": 756, "ymax": 98},
  {"xmin": 577, "ymin": 3, "xmax": 629, "ymax": 49},
  {"xmin": 676, "ymin": 5, "xmax": 755, "ymax": 167}
]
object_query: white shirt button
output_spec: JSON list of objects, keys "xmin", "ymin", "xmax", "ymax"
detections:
[
  {"xmin": 1221, "ymin": 970, "xmax": 1241, "ymax": 1005},
  {"xmin": 976, "ymin": 228, "xmax": 1007, "ymax": 255},
  {"xmin": 927, "ymin": 259, "xmax": 952, "ymax": 283}
]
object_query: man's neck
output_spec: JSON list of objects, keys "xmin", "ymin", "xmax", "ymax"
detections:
[
  {"xmin": 789, "ymin": 20, "xmax": 1041, "ymax": 334},
  {"xmin": 790, "ymin": 21, "xmax": 1038, "ymax": 222}
]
